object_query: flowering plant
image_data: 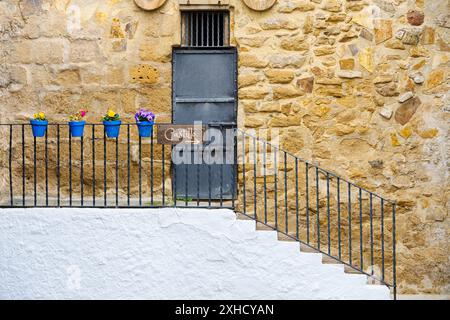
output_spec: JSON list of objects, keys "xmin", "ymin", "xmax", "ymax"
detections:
[
  {"xmin": 69, "ymin": 109, "xmax": 87, "ymax": 121},
  {"xmin": 33, "ymin": 112, "xmax": 46, "ymax": 121},
  {"xmin": 135, "ymin": 109, "xmax": 155, "ymax": 122},
  {"xmin": 103, "ymin": 109, "xmax": 120, "ymax": 121}
]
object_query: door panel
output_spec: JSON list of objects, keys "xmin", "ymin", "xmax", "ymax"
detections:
[{"xmin": 172, "ymin": 48, "xmax": 237, "ymax": 200}]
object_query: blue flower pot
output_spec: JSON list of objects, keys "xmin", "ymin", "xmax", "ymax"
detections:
[
  {"xmin": 103, "ymin": 120, "xmax": 121, "ymax": 138},
  {"xmin": 69, "ymin": 120, "xmax": 86, "ymax": 137},
  {"xmin": 30, "ymin": 119, "xmax": 48, "ymax": 138},
  {"xmin": 136, "ymin": 121, "xmax": 154, "ymax": 137}
]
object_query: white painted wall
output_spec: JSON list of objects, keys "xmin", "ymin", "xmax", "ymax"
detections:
[{"xmin": 0, "ymin": 208, "xmax": 390, "ymax": 299}]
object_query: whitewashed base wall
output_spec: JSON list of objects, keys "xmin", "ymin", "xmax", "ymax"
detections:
[{"xmin": 0, "ymin": 208, "xmax": 390, "ymax": 299}]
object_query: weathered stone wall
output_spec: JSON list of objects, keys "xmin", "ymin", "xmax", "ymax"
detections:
[{"xmin": 0, "ymin": 0, "xmax": 448, "ymax": 295}]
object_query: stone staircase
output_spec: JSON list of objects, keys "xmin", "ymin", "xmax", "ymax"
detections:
[{"xmin": 236, "ymin": 211, "xmax": 392, "ymax": 299}]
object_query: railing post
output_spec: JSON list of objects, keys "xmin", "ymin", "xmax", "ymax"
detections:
[{"xmin": 392, "ymin": 202, "xmax": 397, "ymax": 300}]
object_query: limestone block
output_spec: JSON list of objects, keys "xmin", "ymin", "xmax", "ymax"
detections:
[
  {"xmin": 339, "ymin": 58, "xmax": 355, "ymax": 70},
  {"xmin": 322, "ymin": 0, "xmax": 342, "ymax": 12},
  {"xmin": 239, "ymin": 54, "xmax": 268, "ymax": 68},
  {"xmin": 277, "ymin": 0, "xmax": 315, "ymax": 13},
  {"xmin": 264, "ymin": 69, "xmax": 295, "ymax": 84},
  {"xmin": 32, "ymin": 40, "xmax": 64, "ymax": 65},
  {"xmin": 407, "ymin": 10, "xmax": 425, "ymax": 26},
  {"xmin": 69, "ymin": 40, "xmax": 102, "ymax": 63},
  {"xmin": 379, "ymin": 106, "xmax": 393, "ymax": 119},
  {"xmin": 238, "ymin": 74, "xmax": 261, "ymax": 88},
  {"xmin": 314, "ymin": 45, "xmax": 335, "ymax": 56},
  {"xmin": 239, "ymin": 87, "xmax": 270, "ymax": 99},
  {"xmin": 280, "ymin": 35, "xmax": 308, "ymax": 51},
  {"xmin": 260, "ymin": 18, "xmax": 299, "ymax": 30},
  {"xmin": 268, "ymin": 54, "xmax": 306, "ymax": 68},
  {"xmin": 337, "ymin": 70, "xmax": 362, "ymax": 78},
  {"xmin": 296, "ymin": 76, "xmax": 314, "ymax": 93},
  {"xmin": 425, "ymin": 69, "xmax": 445, "ymax": 89},
  {"xmin": 358, "ymin": 47, "xmax": 375, "ymax": 73},
  {"xmin": 374, "ymin": 19, "xmax": 393, "ymax": 44},
  {"xmin": 129, "ymin": 65, "xmax": 159, "ymax": 84},
  {"xmin": 273, "ymin": 85, "xmax": 304, "ymax": 99},
  {"xmin": 398, "ymin": 91, "xmax": 414, "ymax": 103},
  {"xmin": 394, "ymin": 97, "xmax": 421, "ymax": 125},
  {"xmin": 375, "ymin": 82, "xmax": 399, "ymax": 96}
]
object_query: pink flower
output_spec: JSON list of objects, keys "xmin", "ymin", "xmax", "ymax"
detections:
[{"xmin": 80, "ymin": 110, "xmax": 87, "ymax": 117}]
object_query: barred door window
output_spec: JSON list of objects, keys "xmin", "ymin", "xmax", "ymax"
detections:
[{"xmin": 181, "ymin": 11, "xmax": 230, "ymax": 47}]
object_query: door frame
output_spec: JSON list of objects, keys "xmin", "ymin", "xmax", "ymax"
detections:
[{"xmin": 170, "ymin": 46, "xmax": 238, "ymax": 202}]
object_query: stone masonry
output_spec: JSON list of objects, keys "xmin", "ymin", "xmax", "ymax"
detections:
[{"xmin": 0, "ymin": 0, "xmax": 448, "ymax": 295}]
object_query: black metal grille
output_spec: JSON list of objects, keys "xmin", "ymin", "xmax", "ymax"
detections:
[
  {"xmin": 181, "ymin": 11, "xmax": 229, "ymax": 47},
  {"xmin": 0, "ymin": 123, "xmax": 397, "ymax": 299}
]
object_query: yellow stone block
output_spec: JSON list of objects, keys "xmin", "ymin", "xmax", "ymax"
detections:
[
  {"xmin": 399, "ymin": 127, "xmax": 412, "ymax": 139},
  {"xmin": 358, "ymin": 47, "xmax": 375, "ymax": 73},
  {"xmin": 390, "ymin": 133, "xmax": 400, "ymax": 146},
  {"xmin": 129, "ymin": 65, "xmax": 159, "ymax": 84},
  {"xmin": 418, "ymin": 128, "xmax": 438, "ymax": 139}
]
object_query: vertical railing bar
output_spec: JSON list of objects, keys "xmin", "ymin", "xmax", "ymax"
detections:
[
  {"xmin": 284, "ymin": 152, "xmax": 288, "ymax": 234},
  {"xmin": 22, "ymin": 125, "xmax": 25, "ymax": 207},
  {"xmin": 208, "ymin": 149, "xmax": 212, "ymax": 208},
  {"xmin": 189, "ymin": 13, "xmax": 193, "ymax": 47},
  {"xmin": 242, "ymin": 131, "xmax": 246, "ymax": 214},
  {"xmin": 348, "ymin": 182, "xmax": 352, "ymax": 265},
  {"xmin": 381, "ymin": 198, "xmax": 385, "ymax": 281},
  {"xmin": 326, "ymin": 172, "xmax": 330, "ymax": 255},
  {"xmin": 57, "ymin": 125, "xmax": 60, "ymax": 207},
  {"xmin": 127, "ymin": 125, "xmax": 130, "ymax": 206},
  {"xmin": 315, "ymin": 167, "xmax": 320, "ymax": 250},
  {"xmin": 220, "ymin": 131, "xmax": 224, "ymax": 207},
  {"xmin": 92, "ymin": 125, "xmax": 95, "ymax": 207},
  {"xmin": 359, "ymin": 188, "xmax": 363, "ymax": 271},
  {"xmin": 81, "ymin": 136, "xmax": 84, "ymax": 207},
  {"xmin": 196, "ymin": 145, "xmax": 200, "ymax": 207},
  {"xmin": 274, "ymin": 149, "xmax": 278, "ymax": 230},
  {"xmin": 185, "ymin": 147, "xmax": 188, "ymax": 207},
  {"xmin": 173, "ymin": 146, "xmax": 177, "ymax": 207},
  {"xmin": 9, "ymin": 125, "xmax": 13, "ymax": 206},
  {"xmin": 103, "ymin": 127, "xmax": 106, "ymax": 207},
  {"xmin": 305, "ymin": 162, "xmax": 309, "ymax": 244},
  {"xmin": 45, "ymin": 130, "xmax": 48, "ymax": 206},
  {"xmin": 369, "ymin": 193, "xmax": 374, "ymax": 275},
  {"xmin": 150, "ymin": 131, "xmax": 154, "ymax": 205},
  {"xmin": 253, "ymin": 136, "xmax": 257, "ymax": 219},
  {"xmin": 392, "ymin": 203, "xmax": 397, "ymax": 299},
  {"xmin": 295, "ymin": 157, "xmax": 299, "ymax": 240},
  {"xmin": 162, "ymin": 144, "xmax": 165, "ymax": 206},
  {"xmin": 33, "ymin": 136, "xmax": 36, "ymax": 206},
  {"xmin": 337, "ymin": 177, "xmax": 341, "ymax": 259},
  {"xmin": 69, "ymin": 131, "xmax": 73, "ymax": 207},
  {"xmin": 263, "ymin": 141, "xmax": 267, "ymax": 224},
  {"xmin": 115, "ymin": 135, "xmax": 118, "ymax": 207},
  {"xmin": 138, "ymin": 136, "xmax": 142, "ymax": 206}
]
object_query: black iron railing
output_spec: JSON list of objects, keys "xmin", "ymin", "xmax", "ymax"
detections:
[{"xmin": 0, "ymin": 123, "xmax": 396, "ymax": 299}]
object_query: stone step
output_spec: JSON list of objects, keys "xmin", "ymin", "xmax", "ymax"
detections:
[
  {"xmin": 367, "ymin": 277, "xmax": 384, "ymax": 285},
  {"xmin": 256, "ymin": 222, "xmax": 275, "ymax": 231},
  {"xmin": 277, "ymin": 232, "xmax": 297, "ymax": 242},
  {"xmin": 322, "ymin": 254, "xmax": 343, "ymax": 264},
  {"xmin": 344, "ymin": 265, "xmax": 363, "ymax": 274},
  {"xmin": 299, "ymin": 243, "xmax": 320, "ymax": 253},
  {"xmin": 235, "ymin": 212, "xmax": 253, "ymax": 220}
]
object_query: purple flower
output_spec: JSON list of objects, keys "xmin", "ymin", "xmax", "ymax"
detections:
[{"xmin": 135, "ymin": 109, "xmax": 155, "ymax": 122}]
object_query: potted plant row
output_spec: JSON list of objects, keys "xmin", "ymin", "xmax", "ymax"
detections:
[{"xmin": 29, "ymin": 109, "xmax": 156, "ymax": 138}]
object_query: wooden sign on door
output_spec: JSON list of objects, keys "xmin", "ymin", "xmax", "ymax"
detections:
[{"xmin": 157, "ymin": 124, "xmax": 205, "ymax": 145}]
